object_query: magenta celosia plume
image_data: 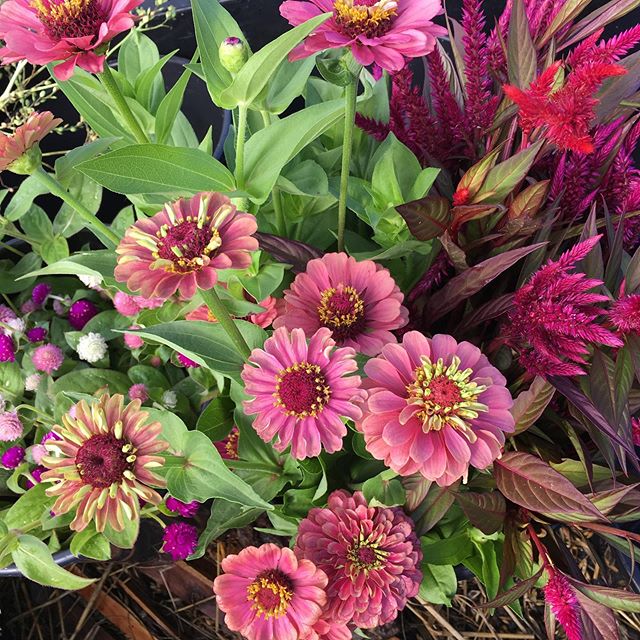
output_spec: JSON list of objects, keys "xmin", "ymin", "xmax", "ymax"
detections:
[
  {"xmin": 0, "ymin": 0, "xmax": 142, "ymax": 80},
  {"xmin": 242, "ymin": 327, "xmax": 365, "ymax": 459},
  {"xmin": 359, "ymin": 331, "xmax": 514, "ymax": 486},
  {"xmin": 543, "ymin": 571, "xmax": 583, "ymax": 640},
  {"xmin": 115, "ymin": 192, "xmax": 258, "ymax": 300},
  {"xmin": 295, "ymin": 490, "xmax": 422, "ymax": 628},
  {"xmin": 213, "ymin": 543, "xmax": 328, "ymax": 640},
  {"xmin": 0, "ymin": 112, "xmax": 61, "ymax": 171},
  {"xmin": 280, "ymin": 0, "xmax": 446, "ymax": 72},
  {"xmin": 275, "ymin": 252, "xmax": 408, "ymax": 356},
  {"xmin": 609, "ymin": 294, "xmax": 640, "ymax": 336}
]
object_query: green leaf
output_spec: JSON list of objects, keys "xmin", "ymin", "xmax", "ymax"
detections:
[
  {"xmin": 568, "ymin": 575, "xmax": 640, "ymax": 613},
  {"xmin": 0, "ymin": 361, "xmax": 25, "ymax": 402},
  {"xmin": 70, "ymin": 525, "xmax": 112, "ymax": 561},
  {"xmin": 19, "ymin": 205, "xmax": 53, "ymax": 242},
  {"xmin": 156, "ymin": 62, "xmax": 192, "ymax": 145},
  {"xmin": 52, "ymin": 369, "xmax": 131, "ymax": 396},
  {"xmin": 77, "ymin": 144, "xmax": 235, "ymax": 196},
  {"xmin": 4, "ymin": 175, "xmax": 49, "ymax": 221},
  {"xmin": 103, "ymin": 517, "xmax": 139, "ymax": 549},
  {"xmin": 421, "ymin": 533, "xmax": 473, "ymax": 566},
  {"xmin": 419, "ymin": 563, "xmax": 458, "ymax": 605},
  {"xmin": 362, "ymin": 471, "xmax": 406, "ymax": 507},
  {"xmin": 55, "ymin": 138, "xmax": 118, "ymax": 185},
  {"xmin": 0, "ymin": 253, "xmax": 42, "ymax": 294},
  {"xmin": 507, "ymin": 0, "xmax": 537, "ymax": 88},
  {"xmin": 257, "ymin": 56, "xmax": 317, "ymax": 115},
  {"xmin": 12, "ymin": 535, "xmax": 95, "ymax": 590},
  {"xmin": 5, "ymin": 484, "xmax": 53, "ymax": 530},
  {"xmin": 19, "ymin": 251, "xmax": 117, "ymax": 286},
  {"xmin": 40, "ymin": 235, "xmax": 69, "ymax": 264},
  {"xmin": 197, "ymin": 395, "xmax": 235, "ymax": 441},
  {"xmin": 134, "ymin": 51, "xmax": 175, "ymax": 113},
  {"xmin": 118, "ymin": 31, "xmax": 160, "ymax": 84}
]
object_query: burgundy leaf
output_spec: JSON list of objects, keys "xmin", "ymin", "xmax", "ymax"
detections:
[
  {"xmin": 511, "ymin": 376, "xmax": 556, "ymax": 435},
  {"xmin": 480, "ymin": 566, "xmax": 544, "ymax": 609},
  {"xmin": 495, "ymin": 452, "xmax": 606, "ymax": 522},
  {"xmin": 567, "ymin": 576, "xmax": 640, "ymax": 613},
  {"xmin": 255, "ymin": 232, "xmax": 322, "ymax": 273},
  {"xmin": 455, "ymin": 491, "xmax": 506, "ymax": 534},
  {"xmin": 413, "ymin": 481, "xmax": 458, "ymax": 534},
  {"xmin": 397, "ymin": 196, "xmax": 451, "ymax": 241},
  {"xmin": 575, "ymin": 590, "xmax": 620, "ymax": 640},
  {"xmin": 456, "ymin": 293, "xmax": 514, "ymax": 333}
]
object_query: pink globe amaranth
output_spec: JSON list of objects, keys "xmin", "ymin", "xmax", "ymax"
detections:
[
  {"xmin": 113, "ymin": 291, "xmax": 141, "ymax": 317},
  {"xmin": 214, "ymin": 543, "xmax": 328, "ymax": 640},
  {"xmin": 280, "ymin": 0, "xmax": 447, "ymax": 73},
  {"xmin": 0, "ymin": 335, "xmax": 15, "ymax": 362},
  {"xmin": 242, "ymin": 327, "xmax": 366, "ymax": 460},
  {"xmin": 0, "ymin": 0, "xmax": 143, "ymax": 81},
  {"xmin": 295, "ymin": 490, "xmax": 422, "ymax": 629},
  {"xmin": 0, "ymin": 112, "xmax": 61, "ymax": 171},
  {"xmin": 32, "ymin": 343, "xmax": 64, "ymax": 374},
  {"xmin": 115, "ymin": 192, "xmax": 258, "ymax": 300},
  {"xmin": 358, "ymin": 332, "xmax": 515, "ymax": 486},
  {"xmin": 274, "ymin": 252, "xmax": 408, "ymax": 356},
  {"xmin": 128, "ymin": 383, "xmax": 148, "ymax": 402},
  {"xmin": 124, "ymin": 326, "xmax": 144, "ymax": 349}
]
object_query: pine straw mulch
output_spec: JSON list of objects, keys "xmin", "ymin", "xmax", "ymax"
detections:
[{"xmin": 1, "ymin": 522, "xmax": 639, "ymax": 640}]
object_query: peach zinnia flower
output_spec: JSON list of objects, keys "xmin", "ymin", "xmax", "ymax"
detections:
[
  {"xmin": 213, "ymin": 543, "xmax": 328, "ymax": 640},
  {"xmin": 41, "ymin": 394, "xmax": 168, "ymax": 532},
  {"xmin": 274, "ymin": 252, "xmax": 408, "ymax": 356},
  {"xmin": 115, "ymin": 192, "xmax": 258, "ymax": 300},
  {"xmin": 0, "ymin": 0, "xmax": 142, "ymax": 80},
  {"xmin": 359, "ymin": 332, "xmax": 515, "ymax": 486},
  {"xmin": 242, "ymin": 327, "xmax": 366, "ymax": 459},
  {"xmin": 0, "ymin": 111, "xmax": 60, "ymax": 173}
]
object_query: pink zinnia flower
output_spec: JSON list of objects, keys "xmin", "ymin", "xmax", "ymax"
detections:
[
  {"xmin": 295, "ymin": 490, "xmax": 422, "ymax": 628},
  {"xmin": 0, "ymin": 335, "xmax": 15, "ymax": 362},
  {"xmin": 165, "ymin": 496, "xmax": 200, "ymax": 518},
  {"xmin": 0, "ymin": 411, "xmax": 23, "ymax": 441},
  {"xmin": 242, "ymin": 327, "xmax": 365, "ymax": 459},
  {"xmin": 280, "ymin": 0, "xmax": 446, "ymax": 73},
  {"xmin": 274, "ymin": 253, "xmax": 408, "ymax": 356},
  {"xmin": 32, "ymin": 343, "xmax": 64, "ymax": 374},
  {"xmin": 186, "ymin": 295, "xmax": 278, "ymax": 328},
  {"xmin": 359, "ymin": 332, "xmax": 514, "ymax": 486},
  {"xmin": 0, "ymin": 0, "xmax": 142, "ymax": 81},
  {"xmin": 68, "ymin": 299, "xmax": 98, "ymax": 330},
  {"xmin": 543, "ymin": 571, "xmax": 582, "ymax": 640},
  {"xmin": 214, "ymin": 426, "xmax": 240, "ymax": 460},
  {"xmin": 162, "ymin": 522, "xmax": 198, "ymax": 561},
  {"xmin": 214, "ymin": 543, "xmax": 328, "ymax": 640},
  {"xmin": 115, "ymin": 192, "xmax": 258, "ymax": 300},
  {"xmin": 303, "ymin": 617, "xmax": 352, "ymax": 640},
  {"xmin": 0, "ymin": 112, "xmax": 61, "ymax": 172},
  {"xmin": 506, "ymin": 236, "xmax": 623, "ymax": 377},
  {"xmin": 1, "ymin": 445, "xmax": 25, "ymax": 469},
  {"xmin": 610, "ymin": 294, "xmax": 640, "ymax": 335}
]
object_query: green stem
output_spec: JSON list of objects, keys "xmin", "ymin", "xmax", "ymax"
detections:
[
  {"xmin": 260, "ymin": 110, "xmax": 285, "ymax": 235},
  {"xmin": 33, "ymin": 168, "xmax": 119, "ymax": 249},
  {"xmin": 337, "ymin": 76, "xmax": 358, "ymax": 253},
  {"xmin": 100, "ymin": 64, "xmax": 150, "ymax": 144},
  {"xmin": 235, "ymin": 103, "xmax": 249, "ymax": 188},
  {"xmin": 199, "ymin": 287, "xmax": 251, "ymax": 359}
]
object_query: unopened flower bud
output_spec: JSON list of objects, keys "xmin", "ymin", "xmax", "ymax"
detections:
[{"xmin": 219, "ymin": 36, "xmax": 248, "ymax": 73}]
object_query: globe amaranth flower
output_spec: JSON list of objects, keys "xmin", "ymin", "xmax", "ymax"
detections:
[
  {"xmin": 69, "ymin": 299, "xmax": 98, "ymax": 330},
  {"xmin": 128, "ymin": 383, "xmax": 148, "ymax": 402},
  {"xmin": 359, "ymin": 332, "xmax": 515, "ymax": 486},
  {"xmin": 0, "ymin": 0, "xmax": 143, "ymax": 81},
  {"xmin": 0, "ymin": 112, "xmax": 61, "ymax": 173},
  {"xmin": 32, "ymin": 343, "xmax": 64, "ymax": 374},
  {"xmin": 6, "ymin": 318, "xmax": 25, "ymax": 335},
  {"xmin": 124, "ymin": 326, "xmax": 144, "ymax": 349},
  {"xmin": 165, "ymin": 496, "xmax": 200, "ymax": 518},
  {"xmin": 28, "ymin": 443, "xmax": 48, "ymax": 465},
  {"xmin": 24, "ymin": 373, "xmax": 42, "ymax": 391},
  {"xmin": 214, "ymin": 543, "xmax": 328, "ymax": 640},
  {"xmin": 543, "ymin": 571, "xmax": 582, "ymax": 640},
  {"xmin": 21, "ymin": 300, "xmax": 37, "ymax": 314},
  {"xmin": 275, "ymin": 253, "xmax": 408, "ymax": 356},
  {"xmin": 77, "ymin": 332, "xmax": 108, "ymax": 363},
  {"xmin": 0, "ymin": 335, "xmax": 15, "ymax": 362},
  {"xmin": 161, "ymin": 390, "xmax": 177, "ymax": 408},
  {"xmin": 25, "ymin": 465, "xmax": 45, "ymax": 488},
  {"xmin": 177, "ymin": 352, "xmax": 200, "ymax": 368},
  {"xmin": 610, "ymin": 294, "xmax": 640, "ymax": 335},
  {"xmin": 32, "ymin": 283, "xmax": 51, "ymax": 306},
  {"xmin": 41, "ymin": 394, "xmax": 168, "ymax": 532},
  {"xmin": 78, "ymin": 273, "xmax": 102, "ymax": 290},
  {"xmin": 505, "ymin": 236, "xmax": 623, "ymax": 377},
  {"xmin": 0, "ymin": 305, "xmax": 17, "ymax": 334},
  {"xmin": 26, "ymin": 327, "xmax": 48, "ymax": 343},
  {"xmin": 242, "ymin": 327, "xmax": 366, "ymax": 460},
  {"xmin": 295, "ymin": 490, "xmax": 422, "ymax": 628},
  {"xmin": 162, "ymin": 522, "xmax": 198, "ymax": 561},
  {"xmin": 280, "ymin": 0, "xmax": 446, "ymax": 73},
  {"xmin": 115, "ymin": 192, "xmax": 258, "ymax": 300},
  {"xmin": 1, "ymin": 445, "xmax": 25, "ymax": 469},
  {"xmin": 214, "ymin": 426, "xmax": 240, "ymax": 460},
  {"xmin": 0, "ymin": 411, "xmax": 23, "ymax": 441}
]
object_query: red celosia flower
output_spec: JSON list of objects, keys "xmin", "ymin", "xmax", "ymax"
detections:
[
  {"xmin": 632, "ymin": 417, "xmax": 640, "ymax": 447},
  {"xmin": 506, "ymin": 236, "xmax": 623, "ymax": 377},
  {"xmin": 504, "ymin": 61, "xmax": 626, "ymax": 153},
  {"xmin": 609, "ymin": 294, "xmax": 640, "ymax": 335},
  {"xmin": 543, "ymin": 571, "xmax": 582, "ymax": 640}
]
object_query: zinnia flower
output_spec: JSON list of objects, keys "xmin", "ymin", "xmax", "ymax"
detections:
[
  {"xmin": 41, "ymin": 394, "xmax": 168, "ymax": 532},
  {"xmin": 295, "ymin": 490, "xmax": 422, "ymax": 628},
  {"xmin": 242, "ymin": 327, "xmax": 366, "ymax": 459},
  {"xmin": 214, "ymin": 426, "xmax": 240, "ymax": 460},
  {"xmin": 505, "ymin": 236, "xmax": 623, "ymax": 377},
  {"xmin": 115, "ymin": 192, "xmax": 258, "ymax": 300},
  {"xmin": 280, "ymin": 0, "xmax": 446, "ymax": 73},
  {"xmin": 274, "ymin": 253, "xmax": 408, "ymax": 356},
  {"xmin": 162, "ymin": 522, "xmax": 198, "ymax": 561},
  {"xmin": 303, "ymin": 617, "xmax": 352, "ymax": 640},
  {"xmin": 358, "ymin": 332, "xmax": 514, "ymax": 486},
  {"xmin": 0, "ymin": 112, "xmax": 61, "ymax": 173},
  {"xmin": 68, "ymin": 299, "xmax": 98, "ymax": 329},
  {"xmin": 32, "ymin": 343, "xmax": 64, "ymax": 374},
  {"xmin": 543, "ymin": 571, "xmax": 582, "ymax": 640},
  {"xmin": 0, "ymin": 411, "xmax": 23, "ymax": 441},
  {"xmin": 214, "ymin": 543, "xmax": 328, "ymax": 640},
  {"xmin": 609, "ymin": 294, "xmax": 640, "ymax": 335},
  {"xmin": 186, "ymin": 295, "xmax": 278, "ymax": 329},
  {"xmin": 0, "ymin": 0, "xmax": 142, "ymax": 81}
]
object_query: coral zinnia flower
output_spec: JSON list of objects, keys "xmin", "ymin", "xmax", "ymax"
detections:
[
  {"xmin": 242, "ymin": 327, "xmax": 365, "ymax": 459},
  {"xmin": 0, "ymin": 0, "xmax": 142, "ymax": 81},
  {"xmin": 358, "ymin": 332, "xmax": 514, "ymax": 486},
  {"xmin": 41, "ymin": 394, "xmax": 168, "ymax": 532},
  {"xmin": 274, "ymin": 252, "xmax": 407, "ymax": 356},
  {"xmin": 280, "ymin": 0, "xmax": 446, "ymax": 73},
  {"xmin": 295, "ymin": 490, "xmax": 422, "ymax": 628},
  {"xmin": 115, "ymin": 193, "xmax": 258, "ymax": 300},
  {"xmin": 186, "ymin": 295, "xmax": 278, "ymax": 328},
  {"xmin": 213, "ymin": 543, "xmax": 328, "ymax": 640},
  {"xmin": 0, "ymin": 111, "xmax": 60, "ymax": 172}
]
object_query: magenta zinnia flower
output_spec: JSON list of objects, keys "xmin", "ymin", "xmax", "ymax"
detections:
[
  {"xmin": 214, "ymin": 543, "xmax": 328, "ymax": 640},
  {"xmin": 610, "ymin": 294, "xmax": 640, "ymax": 335},
  {"xmin": 280, "ymin": 0, "xmax": 446, "ymax": 73},
  {"xmin": 0, "ymin": 112, "xmax": 61, "ymax": 172},
  {"xmin": 0, "ymin": 0, "xmax": 142, "ymax": 81},
  {"xmin": 506, "ymin": 236, "xmax": 623, "ymax": 377},
  {"xmin": 359, "ymin": 332, "xmax": 514, "ymax": 486},
  {"xmin": 274, "ymin": 253, "xmax": 408, "ymax": 356},
  {"xmin": 295, "ymin": 490, "xmax": 422, "ymax": 628},
  {"xmin": 543, "ymin": 571, "xmax": 582, "ymax": 640},
  {"xmin": 41, "ymin": 394, "xmax": 168, "ymax": 532},
  {"xmin": 115, "ymin": 192, "xmax": 258, "ymax": 300},
  {"xmin": 242, "ymin": 327, "xmax": 365, "ymax": 459}
]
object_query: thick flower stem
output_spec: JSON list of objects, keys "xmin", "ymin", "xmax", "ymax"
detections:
[
  {"xmin": 200, "ymin": 287, "xmax": 252, "ymax": 359},
  {"xmin": 100, "ymin": 64, "xmax": 150, "ymax": 145},
  {"xmin": 337, "ymin": 76, "xmax": 358, "ymax": 253},
  {"xmin": 260, "ymin": 110, "xmax": 285, "ymax": 235},
  {"xmin": 32, "ymin": 168, "xmax": 119, "ymax": 249},
  {"xmin": 235, "ymin": 104, "xmax": 249, "ymax": 188}
]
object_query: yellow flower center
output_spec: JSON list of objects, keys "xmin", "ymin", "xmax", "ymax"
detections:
[
  {"xmin": 246, "ymin": 570, "xmax": 293, "ymax": 619},
  {"xmin": 347, "ymin": 533, "xmax": 389, "ymax": 574},
  {"xmin": 406, "ymin": 355, "xmax": 488, "ymax": 440},
  {"xmin": 333, "ymin": 0, "xmax": 398, "ymax": 39},
  {"xmin": 274, "ymin": 362, "xmax": 331, "ymax": 418},
  {"xmin": 317, "ymin": 284, "xmax": 365, "ymax": 341}
]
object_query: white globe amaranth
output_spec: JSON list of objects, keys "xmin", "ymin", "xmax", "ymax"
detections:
[
  {"xmin": 25, "ymin": 373, "xmax": 42, "ymax": 391},
  {"xmin": 6, "ymin": 317, "xmax": 26, "ymax": 335},
  {"xmin": 162, "ymin": 390, "xmax": 178, "ymax": 409},
  {"xmin": 78, "ymin": 274, "xmax": 102, "ymax": 290},
  {"xmin": 77, "ymin": 332, "xmax": 108, "ymax": 363}
]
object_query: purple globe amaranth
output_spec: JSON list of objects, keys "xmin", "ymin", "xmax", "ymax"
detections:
[{"xmin": 68, "ymin": 299, "xmax": 98, "ymax": 330}]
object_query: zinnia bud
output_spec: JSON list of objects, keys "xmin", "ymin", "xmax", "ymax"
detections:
[{"xmin": 219, "ymin": 36, "xmax": 248, "ymax": 73}]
